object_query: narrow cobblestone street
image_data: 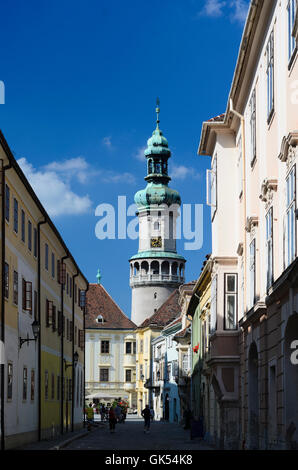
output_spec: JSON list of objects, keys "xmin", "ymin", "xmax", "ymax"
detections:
[{"xmin": 64, "ymin": 416, "xmax": 213, "ymax": 451}]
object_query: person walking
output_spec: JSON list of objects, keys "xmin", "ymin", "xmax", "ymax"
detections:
[
  {"xmin": 114, "ymin": 403, "xmax": 122, "ymax": 423},
  {"xmin": 100, "ymin": 404, "xmax": 106, "ymax": 422},
  {"xmin": 150, "ymin": 406, "xmax": 154, "ymax": 422},
  {"xmin": 142, "ymin": 404, "xmax": 151, "ymax": 434},
  {"xmin": 109, "ymin": 406, "xmax": 117, "ymax": 434}
]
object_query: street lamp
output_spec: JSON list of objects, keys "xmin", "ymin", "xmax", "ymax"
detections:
[
  {"xmin": 19, "ymin": 319, "xmax": 40, "ymax": 349},
  {"xmin": 64, "ymin": 351, "xmax": 79, "ymax": 370},
  {"xmin": 141, "ymin": 374, "xmax": 145, "ymax": 382}
]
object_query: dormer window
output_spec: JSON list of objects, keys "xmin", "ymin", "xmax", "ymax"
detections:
[{"xmin": 96, "ymin": 315, "xmax": 105, "ymax": 323}]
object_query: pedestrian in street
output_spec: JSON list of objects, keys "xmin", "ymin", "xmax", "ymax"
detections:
[
  {"xmin": 114, "ymin": 403, "xmax": 122, "ymax": 423},
  {"xmin": 141, "ymin": 404, "xmax": 151, "ymax": 434},
  {"xmin": 150, "ymin": 406, "xmax": 154, "ymax": 421},
  {"xmin": 100, "ymin": 404, "xmax": 106, "ymax": 422},
  {"xmin": 86, "ymin": 403, "xmax": 94, "ymax": 430},
  {"xmin": 109, "ymin": 406, "xmax": 117, "ymax": 433}
]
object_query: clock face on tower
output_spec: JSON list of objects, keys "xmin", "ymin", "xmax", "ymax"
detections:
[{"xmin": 151, "ymin": 237, "xmax": 162, "ymax": 248}]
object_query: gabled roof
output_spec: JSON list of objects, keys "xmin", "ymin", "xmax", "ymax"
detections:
[
  {"xmin": 86, "ymin": 283, "xmax": 136, "ymax": 329},
  {"xmin": 138, "ymin": 289, "xmax": 181, "ymax": 329}
]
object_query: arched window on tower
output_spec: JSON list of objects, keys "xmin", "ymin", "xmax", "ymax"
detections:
[
  {"xmin": 148, "ymin": 159, "xmax": 153, "ymax": 174},
  {"xmin": 155, "ymin": 162, "xmax": 161, "ymax": 174}
]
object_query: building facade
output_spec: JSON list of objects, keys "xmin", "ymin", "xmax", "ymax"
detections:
[
  {"xmin": 130, "ymin": 103, "xmax": 185, "ymax": 326},
  {"xmin": 0, "ymin": 131, "xmax": 88, "ymax": 449},
  {"xmin": 198, "ymin": 0, "xmax": 298, "ymax": 449},
  {"xmin": 85, "ymin": 282, "xmax": 137, "ymax": 409}
]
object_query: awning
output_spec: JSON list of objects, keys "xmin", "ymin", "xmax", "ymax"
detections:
[{"xmin": 86, "ymin": 392, "xmax": 129, "ymax": 400}]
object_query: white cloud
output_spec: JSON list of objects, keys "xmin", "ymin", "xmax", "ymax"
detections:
[
  {"xmin": 17, "ymin": 157, "xmax": 92, "ymax": 217},
  {"xmin": 200, "ymin": 0, "xmax": 249, "ymax": 24},
  {"xmin": 102, "ymin": 136, "xmax": 113, "ymax": 149},
  {"xmin": 101, "ymin": 171, "xmax": 136, "ymax": 185},
  {"xmin": 134, "ymin": 146, "xmax": 146, "ymax": 162},
  {"xmin": 200, "ymin": 0, "xmax": 226, "ymax": 18},
  {"xmin": 45, "ymin": 157, "xmax": 90, "ymax": 184},
  {"xmin": 170, "ymin": 165, "xmax": 201, "ymax": 180}
]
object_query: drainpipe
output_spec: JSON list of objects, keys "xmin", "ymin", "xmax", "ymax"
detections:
[
  {"xmin": 0, "ymin": 160, "xmax": 12, "ymax": 451},
  {"xmin": 71, "ymin": 270, "xmax": 79, "ymax": 433},
  {"xmin": 60, "ymin": 254, "xmax": 69, "ymax": 435},
  {"xmin": 83, "ymin": 282, "xmax": 89, "ymax": 429},
  {"xmin": 37, "ymin": 218, "xmax": 47, "ymax": 442},
  {"xmin": 229, "ymin": 99, "xmax": 247, "ymax": 445}
]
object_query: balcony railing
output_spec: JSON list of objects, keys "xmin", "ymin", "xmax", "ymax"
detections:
[{"xmin": 130, "ymin": 273, "xmax": 184, "ymax": 286}]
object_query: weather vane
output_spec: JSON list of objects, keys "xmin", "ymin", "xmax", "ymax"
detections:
[{"xmin": 156, "ymin": 97, "xmax": 160, "ymax": 129}]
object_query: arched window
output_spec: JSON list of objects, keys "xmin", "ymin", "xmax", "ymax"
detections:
[{"xmin": 148, "ymin": 159, "xmax": 153, "ymax": 174}]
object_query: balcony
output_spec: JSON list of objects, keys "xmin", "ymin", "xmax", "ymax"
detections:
[{"xmin": 130, "ymin": 273, "xmax": 184, "ymax": 287}]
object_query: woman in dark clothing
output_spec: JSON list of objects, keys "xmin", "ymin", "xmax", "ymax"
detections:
[{"xmin": 109, "ymin": 407, "xmax": 117, "ymax": 433}]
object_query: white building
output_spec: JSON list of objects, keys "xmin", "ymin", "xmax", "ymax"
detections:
[{"xmin": 85, "ymin": 282, "xmax": 137, "ymax": 408}]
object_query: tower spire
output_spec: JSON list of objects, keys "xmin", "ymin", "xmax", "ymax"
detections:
[{"xmin": 156, "ymin": 97, "xmax": 160, "ymax": 130}]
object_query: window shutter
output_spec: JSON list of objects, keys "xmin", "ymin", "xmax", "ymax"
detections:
[
  {"xmin": 79, "ymin": 290, "xmax": 86, "ymax": 308},
  {"xmin": 46, "ymin": 300, "xmax": 53, "ymax": 327},
  {"xmin": 59, "ymin": 262, "xmax": 66, "ymax": 285},
  {"xmin": 22, "ymin": 278, "xmax": 26, "ymax": 310},
  {"xmin": 79, "ymin": 330, "xmax": 84, "ymax": 350},
  {"xmin": 52, "ymin": 305, "xmax": 56, "ymax": 331},
  {"xmin": 25, "ymin": 281, "xmax": 32, "ymax": 312}
]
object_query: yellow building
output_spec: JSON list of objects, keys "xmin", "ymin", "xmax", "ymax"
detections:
[
  {"xmin": 0, "ymin": 131, "xmax": 88, "ymax": 449},
  {"xmin": 135, "ymin": 289, "xmax": 181, "ymax": 415}
]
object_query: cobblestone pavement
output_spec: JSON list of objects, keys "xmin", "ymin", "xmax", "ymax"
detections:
[{"xmin": 64, "ymin": 416, "xmax": 213, "ymax": 451}]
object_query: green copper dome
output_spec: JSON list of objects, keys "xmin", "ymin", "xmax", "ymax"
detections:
[
  {"xmin": 134, "ymin": 182, "xmax": 181, "ymax": 209},
  {"xmin": 144, "ymin": 128, "xmax": 171, "ymax": 158}
]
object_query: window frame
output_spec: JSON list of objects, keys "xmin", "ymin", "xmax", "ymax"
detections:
[
  {"xmin": 266, "ymin": 207, "xmax": 274, "ymax": 290},
  {"xmin": 7, "ymin": 362, "xmax": 13, "ymax": 400},
  {"xmin": 249, "ymin": 239, "xmax": 256, "ymax": 309},
  {"xmin": 5, "ymin": 184, "xmax": 10, "ymax": 222},
  {"xmin": 249, "ymin": 88, "xmax": 257, "ymax": 166},
  {"xmin": 125, "ymin": 369, "xmax": 132, "ymax": 382},
  {"xmin": 21, "ymin": 210, "xmax": 25, "ymax": 242},
  {"xmin": 288, "ymin": 0, "xmax": 297, "ymax": 66},
  {"xmin": 28, "ymin": 220, "xmax": 32, "ymax": 252},
  {"xmin": 101, "ymin": 340, "xmax": 110, "ymax": 354},
  {"xmin": 266, "ymin": 30, "xmax": 275, "ymax": 123},
  {"xmin": 13, "ymin": 198, "xmax": 18, "ymax": 234},
  {"xmin": 224, "ymin": 273, "xmax": 238, "ymax": 330},
  {"xmin": 285, "ymin": 164, "xmax": 296, "ymax": 267},
  {"xmin": 23, "ymin": 367, "xmax": 27, "ymax": 401},
  {"xmin": 100, "ymin": 368, "xmax": 109, "ymax": 382}
]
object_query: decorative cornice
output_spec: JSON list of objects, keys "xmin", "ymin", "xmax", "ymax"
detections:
[
  {"xmin": 259, "ymin": 178, "xmax": 278, "ymax": 204},
  {"xmin": 245, "ymin": 216, "xmax": 259, "ymax": 233},
  {"xmin": 278, "ymin": 131, "xmax": 298, "ymax": 163}
]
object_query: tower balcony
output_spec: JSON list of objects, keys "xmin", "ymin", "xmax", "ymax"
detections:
[{"xmin": 130, "ymin": 272, "xmax": 184, "ymax": 287}]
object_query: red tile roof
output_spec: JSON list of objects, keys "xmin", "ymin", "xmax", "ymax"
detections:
[
  {"xmin": 207, "ymin": 113, "xmax": 225, "ymax": 122},
  {"xmin": 139, "ymin": 289, "xmax": 181, "ymax": 329},
  {"xmin": 163, "ymin": 315, "xmax": 182, "ymax": 331},
  {"xmin": 86, "ymin": 283, "xmax": 136, "ymax": 329}
]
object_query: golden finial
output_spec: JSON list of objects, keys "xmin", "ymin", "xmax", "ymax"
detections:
[{"xmin": 156, "ymin": 97, "xmax": 160, "ymax": 129}]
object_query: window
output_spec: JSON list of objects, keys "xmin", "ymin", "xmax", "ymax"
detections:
[
  {"xmin": 74, "ymin": 326, "xmax": 77, "ymax": 345},
  {"xmin": 21, "ymin": 210, "xmax": 25, "ymax": 242},
  {"xmin": 28, "ymin": 221, "xmax": 32, "ymax": 251},
  {"xmin": 154, "ymin": 221, "xmax": 160, "ymax": 230},
  {"xmin": 45, "ymin": 243, "xmax": 49, "ymax": 270},
  {"xmin": 4, "ymin": 263, "xmax": 9, "ymax": 298},
  {"xmin": 266, "ymin": 31, "xmax": 274, "ymax": 121},
  {"xmin": 52, "ymin": 305, "xmax": 56, "ymax": 332},
  {"xmin": 66, "ymin": 273, "xmax": 69, "ymax": 295},
  {"xmin": 31, "ymin": 370, "xmax": 35, "ymax": 401},
  {"xmin": 7, "ymin": 363, "xmax": 13, "ymax": 399},
  {"xmin": 207, "ymin": 153, "xmax": 217, "ymax": 219},
  {"xmin": 22, "ymin": 279, "xmax": 32, "ymax": 312},
  {"xmin": 5, "ymin": 184, "xmax": 10, "ymax": 221},
  {"xmin": 69, "ymin": 278, "xmax": 72, "ymax": 298},
  {"xmin": 140, "ymin": 339, "xmax": 143, "ymax": 353},
  {"xmin": 33, "ymin": 228, "xmax": 37, "ymax": 257},
  {"xmin": 250, "ymin": 89, "xmax": 256, "ymax": 165},
  {"xmin": 285, "ymin": 165, "xmax": 296, "ymax": 267},
  {"xmin": 101, "ymin": 340, "xmax": 109, "ymax": 354},
  {"xmin": 224, "ymin": 274, "xmax": 238, "ymax": 330},
  {"xmin": 167, "ymin": 363, "xmax": 171, "ymax": 380},
  {"xmin": 288, "ymin": 0, "xmax": 296, "ymax": 61},
  {"xmin": 13, "ymin": 270, "xmax": 18, "ymax": 305},
  {"xmin": 51, "ymin": 253, "xmax": 55, "ymax": 278},
  {"xmin": 266, "ymin": 207, "xmax": 274, "ymax": 290},
  {"xmin": 133, "ymin": 342, "xmax": 136, "ymax": 354},
  {"xmin": 13, "ymin": 198, "xmax": 18, "ymax": 233},
  {"xmin": 51, "ymin": 373, "xmax": 55, "ymax": 400},
  {"xmin": 139, "ymin": 364, "xmax": 143, "ymax": 379},
  {"xmin": 249, "ymin": 239, "xmax": 256, "ymax": 309},
  {"xmin": 45, "ymin": 371, "xmax": 49, "ymax": 399},
  {"xmin": 126, "ymin": 342, "xmax": 132, "ymax": 354},
  {"xmin": 23, "ymin": 367, "xmax": 27, "ymax": 401},
  {"xmin": 46, "ymin": 299, "xmax": 53, "ymax": 327},
  {"xmin": 100, "ymin": 368, "xmax": 109, "ymax": 382},
  {"xmin": 79, "ymin": 329, "xmax": 84, "ymax": 350},
  {"xmin": 182, "ymin": 355, "xmax": 188, "ymax": 376},
  {"xmin": 210, "ymin": 275, "xmax": 217, "ymax": 333},
  {"xmin": 125, "ymin": 369, "xmax": 132, "ymax": 382}
]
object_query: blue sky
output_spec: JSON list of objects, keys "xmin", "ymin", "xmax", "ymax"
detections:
[{"xmin": 0, "ymin": 0, "xmax": 249, "ymax": 317}]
